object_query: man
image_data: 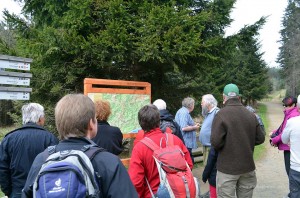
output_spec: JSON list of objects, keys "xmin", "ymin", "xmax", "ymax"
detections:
[
  {"xmin": 282, "ymin": 95, "xmax": 300, "ymax": 198},
  {"xmin": 22, "ymin": 94, "xmax": 138, "ymax": 197},
  {"xmin": 0, "ymin": 103, "xmax": 58, "ymax": 198},
  {"xmin": 175, "ymin": 97, "xmax": 200, "ymax": 164},
  {"xmin": 153, "ymin": 99, "xmax": 184, "ymax": 143},
  {"xmin": 211, "ymin": 83, "xmax": 265, "ymax": 198},
  {"xmin": 128, "ymin": 105, "xmax": 192, "ymax": 197},
  {"xmin": 199, "ymin": 94, "xmax": 219, "ymax": 166}
]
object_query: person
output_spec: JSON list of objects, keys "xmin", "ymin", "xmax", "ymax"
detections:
[
  {"xmin": 22, "ymin": 94, "xmax": 138, "ymax": 198},
  {"xmin": 199, "ymin": 94, "xmax": 219, "ymax": 166},
  {"xmin": 246, "ymin": 105, "xmax": 266, "ymax": 136},
  {"xmin": 202, "ymin": 147, "xmax": 218, "ymax": 198},
  {"xmin": 282, "ymin": 95, "xmax": 300, "ymax": 198},
  {"xmin": 153, "ymin": 99, "xmax": 184, "ymax": 143},
  {"xmin": 269, "ymin": 96, "xmax": 299, "ymax": 198},
  {"xmin": 175, "ymin": 97, "xmax": 200, "ymax": 164},
  {"xmin": 92, "ymin": 100, "xmax": 123, "ymax": 155},
  {"xmin": 0, "ymin": 103, "xmax": 58, "ymax": 198},
  {"xmin": 128, "ymin": 104, "xmax": 192, "ymax": 197},
  {"xmin": 211, "ymin": 83, "xmax": 265, "ymax": 198}
]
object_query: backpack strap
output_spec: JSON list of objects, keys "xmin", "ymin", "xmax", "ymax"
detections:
[
  {"xmin": 167, "ymin": 133, "xmax": 174, "ymax": 146},
  {"xmin": 82, "ymin": 145, "xmax": 105, "ymax": 161},
  {"xmin": 141, "ymin": 133, "xmax": 175, "ymax": 150},
  {"xmin": 140, "ymin": 137, "xmax": 160, "ymax": 151}
]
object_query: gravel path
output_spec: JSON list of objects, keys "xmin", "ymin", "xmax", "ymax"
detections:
[
  {"xmin": 193, "ymin": 100, "xmax": 290, "ymax": 198},
  {"xmin": 253, "ymin": 101, "xmax": 289, "ymax": 198}
]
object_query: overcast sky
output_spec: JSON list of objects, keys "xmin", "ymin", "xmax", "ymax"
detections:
[{"xmin": 0, "ymin": 0, "xmax": 288, "ymax": 67}]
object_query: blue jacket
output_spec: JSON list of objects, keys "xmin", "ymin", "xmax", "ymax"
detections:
[
  {"xmin": 0, "ymin": 123, "xmax": 58, "ymax": 197},
  {"xmin": 22, "ymin": 137, "xmax": 138, "ymax": 198}
]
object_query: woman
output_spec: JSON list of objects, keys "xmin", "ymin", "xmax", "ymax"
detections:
[
  {"xmin": 270, "ymin": 96, "xmax": 300, "ymax": 176},
  {"xmin": 92, "ymin": 100, "xmax": 123, "ymax": 155}
]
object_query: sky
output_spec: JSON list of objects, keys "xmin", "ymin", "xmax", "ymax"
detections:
[{"xmin": 0, "ymin": 0, "xmax": 288, "ymax": 67}]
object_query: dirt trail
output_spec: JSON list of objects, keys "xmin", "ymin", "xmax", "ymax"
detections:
[
  {"xmin": 253, "ymin": 101, "xmax": 289, "ymax": 198},
  {"xmin": 193, "ymin": 99, "xmax": 289, "ymax": 197}
]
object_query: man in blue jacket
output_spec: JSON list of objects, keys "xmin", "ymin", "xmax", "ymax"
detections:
[
  {"xmin": 22, "ymin": 94, "xmax": 138, "ymax": 198},
  {"xmin": 0, "ymin": 103, "xmax": 58, "ymax": 198}
]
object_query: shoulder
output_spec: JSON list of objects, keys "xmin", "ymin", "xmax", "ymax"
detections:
[{"xmin": 287, "ymin": 116, "xmax": 300, "ymax": 124}]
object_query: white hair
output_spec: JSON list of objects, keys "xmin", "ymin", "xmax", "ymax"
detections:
[
  {"xmin": 202, "ymin": 94, "xmax": 218, "ymax": 107},
  {"xmin": 22, "ymin": 103, "xmax": 45, "ymax": 124},
  {"xmin": 153, "ymin": 99, "xmax": 167, "ymax": 110}
]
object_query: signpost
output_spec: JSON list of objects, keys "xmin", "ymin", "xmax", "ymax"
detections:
[{"xmin": 0, "ymin": 55, "xmax": 33, "ymax": 100}]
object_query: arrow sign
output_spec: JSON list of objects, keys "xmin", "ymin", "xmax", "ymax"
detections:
[{"xmin": 0, "ymin": 55, "xmax": 32, "ymax": 71}]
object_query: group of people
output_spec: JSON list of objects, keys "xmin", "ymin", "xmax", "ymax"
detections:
[{"xmin": 2, "ymin": 82, "xmax": 288, "ymax": 198}]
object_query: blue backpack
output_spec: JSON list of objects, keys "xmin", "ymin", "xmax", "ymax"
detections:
[{"xmin": 33, "ymin": 145, "xmax": 104, "ymax": 198}]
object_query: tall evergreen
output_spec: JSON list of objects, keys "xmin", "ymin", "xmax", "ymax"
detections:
[{"xmin": 278, "ymin": 0, "xmax": 300, "ymax": 96}]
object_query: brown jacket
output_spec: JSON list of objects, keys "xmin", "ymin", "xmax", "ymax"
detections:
[{"xmin": 211, "ymin": 98, "xmax": 265, "ymax": 175}]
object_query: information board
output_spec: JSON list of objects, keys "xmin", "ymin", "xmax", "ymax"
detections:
[{"xmin": 84, "ymin": 78, "xmax": 151, "ymax": 134}]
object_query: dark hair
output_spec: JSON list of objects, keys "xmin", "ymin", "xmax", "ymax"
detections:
[
  {"xmin": 282, "ymin": 96, "xmax": 297, "ymax": 107},
  {"xmin": 138, "ymin": 104, "xmax": 160, "ymax": 132}
]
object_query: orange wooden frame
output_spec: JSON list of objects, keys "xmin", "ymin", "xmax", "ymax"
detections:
[{"xmin": 84, "ymin": 78, "xmax": 151, "ymax": 167}]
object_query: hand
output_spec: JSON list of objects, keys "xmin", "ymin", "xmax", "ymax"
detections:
[
  {"xmin": 269, "ymin": 132, "xmax": 273, "ymax": 138},
  {"xmin": 269, "ymin": 139, "xmax": 276, "ymax": 147}
]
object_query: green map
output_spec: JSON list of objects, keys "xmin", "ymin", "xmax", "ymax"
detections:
[{"xmin": 88, "ymin": 93, "xmax": 151, "ymax": 133}]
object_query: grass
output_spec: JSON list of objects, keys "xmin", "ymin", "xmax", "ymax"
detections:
[{"xmin": 253, "ymin": 103, "xmax": 269, "ymax": 160}]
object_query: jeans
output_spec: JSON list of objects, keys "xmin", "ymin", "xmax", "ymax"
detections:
[
  {"xmin": 216, "ymin": 170, "xmax": 257, "ymax": 198},
  {"xmin": 289, "ymin": 169, "xmax": 300, "ymax": 198},
  {"xmin": 284, "ymin": 150, "xmax": 291, "ymax": 176}
]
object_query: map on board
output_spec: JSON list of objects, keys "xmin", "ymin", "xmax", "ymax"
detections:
[{"xmin": 88, "ymin": 93, "xmax": 151, "ymax": 133}]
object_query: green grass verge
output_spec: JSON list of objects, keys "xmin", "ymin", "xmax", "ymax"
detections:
[{"xmin": 253, "ymin": 103, "xmax": 269, "ymax": 160}]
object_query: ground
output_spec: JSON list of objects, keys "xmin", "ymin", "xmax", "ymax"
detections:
[{"xmin": 192, "ymin": 98, "xmax": 290, "ymax": 198}]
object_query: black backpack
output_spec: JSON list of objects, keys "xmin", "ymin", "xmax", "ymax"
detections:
[{"xmin": 160, "ymin": 119, "xmax": 185, "ymax": 144}]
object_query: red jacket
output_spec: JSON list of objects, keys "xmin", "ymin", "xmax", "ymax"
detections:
[{"xmin": 128, "ymin": 128, "xmax": 193, "ymax": 198}]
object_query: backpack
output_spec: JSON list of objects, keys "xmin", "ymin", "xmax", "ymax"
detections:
[
  {"xmin": 160, "ymin": 119, "xmax": 185, "ymax": 144},
  {"xmin": 141, "ymin": 133, "xmax": 200, "ymax": 198},
  {"xmin": 33, "ymin": 144, "xmax": 104, "ymax": 198}
]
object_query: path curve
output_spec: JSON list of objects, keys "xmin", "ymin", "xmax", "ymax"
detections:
[{"xmin": 253, "ymin": 101, "xmax": 289, "ymax": 198}]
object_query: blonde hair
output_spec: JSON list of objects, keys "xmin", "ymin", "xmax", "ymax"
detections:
[
  {"xmin": 55, "ymin": 94, "xmax": 96, "ymax": 140},
  {"xmin": 95, "ymin": 100, "xmax": 111, "ymax": 121}
]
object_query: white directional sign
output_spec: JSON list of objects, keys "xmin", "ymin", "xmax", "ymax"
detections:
[
  {"xmin": 0, "ymin": 91, "xmax": 30, "ymax": 100},
  {"xmin": 0, "ymin": 55, "xmax": 33, "ymax": 101},
  {"xmin": 0, "ymin": 71, "xmax": 32, "ymax": 86},
  {"xmin": 0, "ymin": 87, "xmax": 32, "ymax": 100},
  {"xmin": 0, "ymin": 76, "xmax": 30, "ymax": 86},
  {"xmin": 0, "ymin": 59, "xmax": 30, "ymax": 71},
  {"xmin": 0, "ymin": 55, "xmax": 32, "ymax": 71}
]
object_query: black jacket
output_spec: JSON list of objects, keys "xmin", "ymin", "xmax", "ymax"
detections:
[
  {"xmin": 202, "ymin": 147, "xmax": 218, "ymax": 187},
  {"xmin": 92, "ymin": 121, "xmax": 123, "ymax": 155},
  {"xmin": 0, "ymin": 123, "xmax": 58, "ymax": 196},
  {"xmin": 159, "ymin": 109, "xmax": 185, "ymax": 143},
  {"xmin": 22, "ymin": 137, "xmax": 138, "ymax": 198}
]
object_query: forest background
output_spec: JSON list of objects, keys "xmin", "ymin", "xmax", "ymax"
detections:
[{"xmin": 0, "ymin": 0, "xmax": 298, "ymax": 132}]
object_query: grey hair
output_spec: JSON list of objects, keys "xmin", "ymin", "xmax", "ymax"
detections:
[
  {"xmin": 182, "ymin": 97, "xmax": 195, "ymax": 109},
  {"xmin": 223, "ymin": 94, "xmax": 238, "ymax": 101},
  {"xmin": 153, "ymin": 99, "xmax": 167, "ymax": 110},
  {"xmin": 202, "ymin": 94, "xmax": 218, "ymax": 107},
  {"xmin": 22, "ymin": 103, "xmax": 45, "ymax": 124}
]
